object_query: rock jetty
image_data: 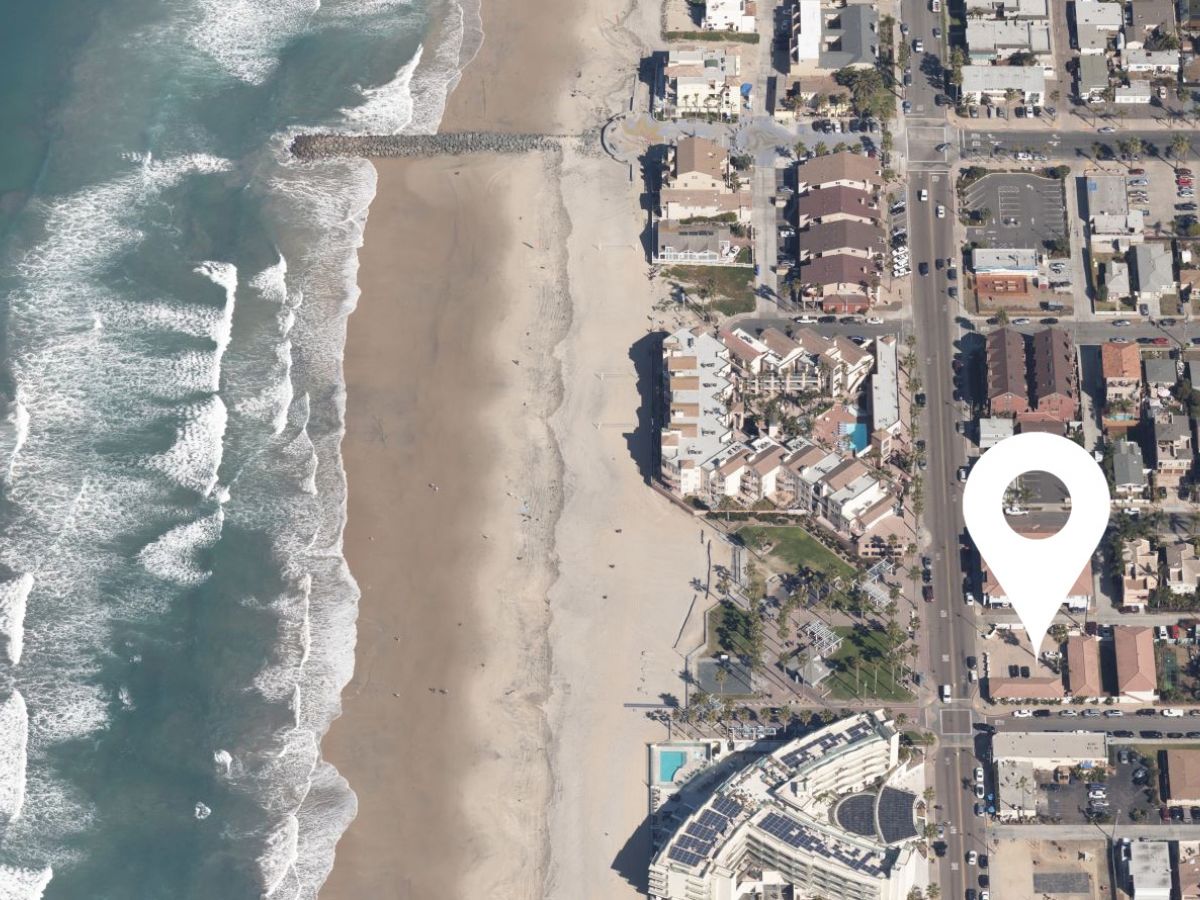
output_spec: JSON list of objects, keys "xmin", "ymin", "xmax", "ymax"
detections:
[{"xmin": 290, "ymin": 132, "xmax": 564, "ymax": 159}]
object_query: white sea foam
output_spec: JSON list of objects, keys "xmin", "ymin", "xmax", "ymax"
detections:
[
  {"xmin": 0, "ymin": 692, "xmax": 30, "ymax": 825},
  {"xmin": 2, "ymin": 394, "xmax": 29, "ymax": 484},
  {"xmin": 338, "ymin": 48, "xmax": 421, "ymax": 134},
  {"xmin": 137, "ymin": 511, "xmax": 225, "ymax": 585},
  {"xmin": 251, "ymin": 575, "xmax": 312, "ymax": 707},
  {"xmin": 193, "ymin": 261, "xmax": 238, "ymax": 368},
  {"xmin": 0, "ymin": 576, "xmax": 33, "ymax": 667},
  {"xmin": 143, "ymin": 397, "xmax": 228, "ymax": 497},
  {"xmin": 0, "ymin": 865, "xmax": 52, "ymax": 900},
  {"xmin": 186, "ymin": 0, "xmax": 321, "ymax": 85}
]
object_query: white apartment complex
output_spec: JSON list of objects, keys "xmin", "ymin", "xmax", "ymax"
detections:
[
  {"xmin": 659, "ymin": 48, "xmax": 744, "ymax": 120},
  {"xmin": 702, "ymin": 0, "xmax": 756, "ymax": 34},
  {"xmin": 650, "ymin": 712, "xmax": 922, "ymax": 900}
]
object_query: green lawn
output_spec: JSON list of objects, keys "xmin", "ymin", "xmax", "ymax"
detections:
[
  {"xmin": 737, "ymin": 525, "xmax": 856, "ymax": 581},
  {"xmin": 664, "ymin": 264, "xmax": 756, "ymax": 316},
  {"xmin": 825, "ymin": 625, "xmax": 914, "ymax": 701}
]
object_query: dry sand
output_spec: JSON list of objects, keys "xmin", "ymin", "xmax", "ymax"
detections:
[{"xmin": 322, "ymin": 0, "xmax": 729, "ymax": 896}]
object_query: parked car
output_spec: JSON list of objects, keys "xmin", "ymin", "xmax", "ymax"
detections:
[{"xmin": 1012, "ymin": 709, "xmax": 1033, "ymax": 718}]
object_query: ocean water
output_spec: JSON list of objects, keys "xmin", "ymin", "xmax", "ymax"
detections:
[{"xmin": 0, "ymin": 0, "xmax": 479, "ymax": 897}]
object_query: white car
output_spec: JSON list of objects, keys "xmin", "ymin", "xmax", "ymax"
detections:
[
  {"xmin": 919, "ymin": 189, "xmax": 928, "ymax": 202},
  {"xmin": 866, "ymin": 316, "xmax": 884, "ymax": 325},
  {"xmin": 1012, "ymin": 317, "xmax": 1031, "ymax": 325},
  {"xmin": 1163, "ymin": 708, "xmax": 1184, "ymax": 717},
  {"xmin": 1104, "ymin": 709, "xmax": 1124, "ymax": 717},
  {"xmin": 1059, "ymin": 709, "xmax": 1078, "ymax": 717},
  {"xmin": 974, "ymin": 766, "xmax": 985, "ymax": 783},
  {"xmin": 1012, "ymin": 708, "xmax": 1033, "ymax": 718},
  {"xmin": 966, "ymin": 850, "xmax": 978, "ymax": 866},
  {"xmin": 940, "ymin": 684, "xmax": 952, "ymax": 702},
  {"xmin": 793, "ymin": 315, "xmax": 817, "ymax": 324},
  {"xmin": 964, "ymin": 592, "xmax": 975, "ymax": 606},
  {"xmin": 936, "ymin": 204, "xmax": 945, "ymax": 218}
]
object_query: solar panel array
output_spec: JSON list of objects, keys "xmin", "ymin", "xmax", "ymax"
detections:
[
  {"xmin": 877, "ymin": 788, "xmax": 918, "ymax": 844},
  {"xmin": 665, "ymin": 799, "xmax": 740, "ymax": 870},
  {"xmin": 758, "ymin": 812, "xmax": 888, "ymax": 877},
  {"xmin": 834, "ymin": 793, "xmax": 877, "ymax": 838},
  {"xmin": 779, "ymin": 719, "xmax": 875, "ymax": 770}
]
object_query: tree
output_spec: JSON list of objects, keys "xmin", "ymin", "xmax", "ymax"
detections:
[
  {"xmin": 729, "ymin": 153, "xmax": 753, "ymax": 172},
  {"xmin": 994, "ymin": 308, "xmax": 1009, "ymax": 325},
  {"xmin": 1171, "ymin": 133, "xmax": 1191, "ymax": 160},
  {"xmin": 926, "ymin": 884, "xmax": 941, "ymax": 899}
]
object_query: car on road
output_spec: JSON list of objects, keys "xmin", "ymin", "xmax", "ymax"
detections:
[
  {"xmin": 1136, "ymin": 707, "xmax": 1158, "ymax": 716},
  {"xmin": 1082, "ymin": 708, "xmax": 1101, "ymax": 717},
  {"xmin": 818, "ymin": 315, "xmax": 837, "ymax": 323},
  {"xmin": 918, "ymin": 189, "xmax": 928, "ymax": 202},
  {"xmin": 1012, "ymin": 317, "xmax": 1031, "ymax": 325},
  {"xmin": 936, "ymin": 204, "xmax": 945, "ymax": 218},
  {"xmin": 792, "ymin": 315, "xmax": 817, "ymax": 324},
  {"xmin": 966, "ymin": 851, "xmax": 977, "ymax": 866},
  {"xmin": 900, "ymin": 22, "xmax": 909, "ymax": 34},
  {"xmin": 913, "ymin": 39, "xmax": 923, "ymax": 52},
  {"xmin": 915, "ymin": 393, "xmax": 926, "ymax": 407},
  {"xmin": 1114, "ymin": 318, "xmax": 1132, "ymax": 326},
  {"xmin": 923, "ymin": 585, "xmax": 934, "ymax": 603},
  {"xmin": 1173, "ymin": 807, "xmax": 1186, "ymax": 823},
  {"xmin": 1099, "ymin": 126, "xmax": 1117, "ymax": 134},
  {"xmin": 940, "ymin": 684, "xmax": 951, "ymax": 702},
  {"xmin": 948, "ymin": 286, "xmax": 958, "ymax": 298},
  {"xmin": 1152, "ymin": 337, "xmax": 1170, "ymax": 346},
  {"xmin": 974, "ymin": 784, "xmax": 985, "ymax": 799},
  {"xmin": 919, "ymin": 261, "xmax": 929, "ymax": 276},
  {"xmin": 1041, "ymin": 317, "xmax": 1058, "ymax": 325},
  {"xmin": 1142, "ymin": 730, "xmax": 1164, "ymax": 739},
  {"xmin": 1104, "ymin": 709, "xmax": 1124, "ymax": 717},
  {"xmin": 957, "ymin": 465, "xmax": 969, "ymax": 482},
  {"xmin": 866, "ymin": 315, "xmax": 884, "ymax": 325},
  {"xmin": 1161, "ymin": 317, "xmax": 1178, "ymax": 326},
  {"xmin": 1032, "ymin": 708, "xmax": 1051, "ymax": 717},
  {"xmin": 1059, "ymin": 708, "xmax": 1078, "ymax": 717},
  {"xmin": 1130, "ymin": 168, "xmax": 1146, "ymax": 175},
  {"xmin": 1110, "ymin": 336, "xmax": 1131, "ymax": 343},
  {"xmin": 1164, "ymin": 708, "xmax": 1185, "ymax": 717},
  {"xmin": 973, "ymin": 766, "xmax": 984, "ymax": 782},
  {"xmin": 1012, "ymin": 708, "xmax": 1033, "ymax": 718},
  {"xmin": 932, "ymin": 26, "xmax": 941, "ymax": 38},
  {"xmin": 1113, "ymin": 730, "xmax": 1133, "ymax": 737},
  {"xmin": 973, "ymin": 802, "xmax": 984, "ymax": 817},
  {"xmin": 902, "ymin": 99, "xmax": 912, "ymax": 113}
]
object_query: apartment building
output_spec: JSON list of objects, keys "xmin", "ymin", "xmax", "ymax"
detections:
[
  {"xmin": 986, "ymin": 327, "xmax": 1030, "ymax": 416},
  {"xmin": 649, "ymin": 712, "xmax": 920, "ymax": 900},
  {"xmin": 1122, "ymin": 538, "xmax": 1160, "ymax": 610},
  {"xmin": 659, "ymin": 326, "xmax": 734, "ymax": 497},
  {"xmin": 1031, "ymin": 326, "xmax": 1079, "ymax": 422},
  {"xmin": 960, "ymin": 65, "xmax": 1047, "ymax": 105},
  {"xmin": 1166, "ymin": 541, "xmax": 1200, "ymax": 596},
  {"xmin": 794, "ymin": 186, "xmax": 880, "ymax": 227},
  {"xmin": 1113, "ymin": 439, "xmax": 1150, "ymax": 500},
  {"xmin": 719, "ymin": 326, "xmax": 871, "ymax": 398},
  {"xmin": 1153, "ymin": 413, "xmax": 1194, "ymax": 489},
  {"xmin": 1115, "ymin": 625, "xmax": 1158, "ymax": 702},
  {"xmin": 701, "ymin": 0, "xmax": 756, "ymax": 33},
  {"xmin": 795, "ymin": 151, "xmax": 884, "ymax": 193},
  {"xmin": 1102, "ymin": 340, "xmax": 1142, "ymax": 430},
  {"xmin": 966, "ymin": 17, "xmax": 1052, "ymax": 65},
  {"xmin": 1066, "ymin": 634, "xmax": 1104, "ymax": 698},
  {"xmin": 1125, "ymin": 0, "xmax": 1176, "ymax": 50},
  {"xmin": 658, "ymin": 48, "xmax": 744, "ymax": 120},
  {"xmin": 653, "ymin": 222, "xmax": 741, "ymax": 266}
]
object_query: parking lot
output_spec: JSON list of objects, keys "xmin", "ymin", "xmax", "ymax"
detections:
[{"xmin": 964, "ymin": 173, "xmax": 1067, "ymax": 251}]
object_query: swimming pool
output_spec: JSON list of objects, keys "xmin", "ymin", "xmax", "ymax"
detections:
[
  {"xmin": 659, "ymin": 750, "xmax": 688, "ymax": 782},
  {"xmin": 847, "ymin": 422, "xmax": 869, "ymax": 453}
]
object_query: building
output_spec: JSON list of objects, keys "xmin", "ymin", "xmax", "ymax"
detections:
[
  {"xmin": 1154, "ymin": 414, "xmax": 1194, "ymax": 488},
  {"xmin": 993, "ymin": 731, "xmax": 1107, "ymax": 767},
  {"xmin": 966, "ymin": 18, "xmax": 1053, "ymax": 65},
  {"xmin": 795, "ymin": 151, "xmax": 883, "ymax": 193},
  {"xmin": 1076, "ymin": 53, "xmax": 1111, "ymax": 98},
  {"xmin": 986, "ymin": 327, "xmax": 1030, "ymax": 416},
  {"xmin": 702, "ymin": 0, "xmax": 756, "ymax": 34},
  {"xmin": 794, "ymin": 186, "xmax": 880, "ymax": 227},
  {"xmin": 1066, "ymin": 634, "xmax": 1104, "ymax": 698},
  {"xmin": 653, "ymin": 222, "xmax": 742, "ymax": 266},
  {"xmin": 1106, "ymin": 259, "xmax": 1134, "ymax": 298},
  {"xmin": 1085, "ymin": 174, "xmax": 1130, "ymax": 218},
  {"xmin": 1133, "ymin": 243, "xmax": 1177, "ymax": 311},
  {"xmin": 870, "ymin": 335, "xmax": 902, "ymax": 457},
  {"xmin": 960, "ymin": 64, "xmax": 1047, "ymax": 105},
  {"xmin": 1123, "ymin": 49, "xmax": 1180, "ymax": 73},
  {"xmin": 987, "ymin": 676, "xmax": 1065, "ymax": 701},
  {"xmin": 1144, "ymin": 357, "xmax": 1178, "ymax": 395},
  {"xmin": 1102, "ymin": 341, "xmax": 1142, "ymax": 430},
  {"xmin": 667, "ymin": 137, "xmax": 730, "ymax": 192},
  {"xmin": 1114, "ymin": 625, "xmax": 1158, "ymax": 702},
  {"xmin": 972, "ymin": 248, "xmax": 1039, "ymax": 275},
  {"xmin": 983, "ymin": 548, "xmax": 1092, "ymax": 610},
  {"xmin": 981, "ymin": 0, "xmax": 1049, "ymax": 15},
  {"xmin": 1114, "ymin": 82, "xmax": 1155, "ymax": 104},
  {"xmin": 789, "ymin": 0, "xmax": 821, "ymax": 65},
  {"xmin": 1167, "ymin": 750, "xmax": 1200, "ymax": 806},
  {"xmin": 995, "ymin": 759, "xmax": 1039, "ymax": 819},
  {"xmin": 1074, "ymin": 0, "xmax": 1124, "ymax": 31},
  {"xmin": 1031, "ymin": 326, "xmax": 1079, "ymax": 422},
  {"xmin": 1130, "ymin": 841, "xmax": 1172, "ymax": 900},
  {"xmin": 719, "ymin": 326, "xmax": 862, "ymax": 398},
  {"xmin": 979, "ymin": 416, "xmax": 1015, "ymax": 449},
  {"xmin": 1122, "ymin": 538, "xmax": 1160, "ymax": 610},
  {"xmin": 1126, "ymin": 0, "xmax": 1177, "ymax": 49},
  {"xmin": 797, "ymin": 220, "xmax": 884, "ymax": 261},
  {"xmin": 1165, "ymin": 541, "xmax": 1200, "ymax": 596},
  {"xmin": 818, "ymin": 4, "xmax": 878, "ymax": 70},
  {"xmin": 661, "ymin": 189, "xmax": 751, "ymax": 224},
  {"xmin": 1076, "ymin": 21, "xmax": 1112, "ymax": 54},
  {"xmin": 796, "ymin": 254, "xmax": 876, "ymax": 305},
  {"xmin": 648, "ymin": 711, "xmax": 921, "ymax": 900},
  {"xmin": 1113, "ymin": 439, "xmax": 1149, "ymax": 499},
  {"xmin": 1181, "ymin": 841, "xmax": 1200, "ymax": 900},
  {"xmin": 660, "ymin": 327, "xmax": 734, "ymax": 497},
  {"xmin": 659, "ymin": 48, "xmax": 744, "ymax": 120}
]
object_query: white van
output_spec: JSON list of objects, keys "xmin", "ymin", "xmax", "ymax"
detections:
[{"xmin": 940, "ymin": 684, "xmax": 951, "ymax": 702}]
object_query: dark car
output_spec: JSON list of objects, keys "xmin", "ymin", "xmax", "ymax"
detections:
[
  {"xmin": 919, "ymin": 261, "xmax": 929, "ymax": 276},
  {"xmin": 1161, "ymin": 317, "xmax": 1178, "ymax": 326},
  {"xmin": 966, "ymin": 656, "xmax": 977, "ymax": 669},
  {"xmin": 1041, "ymin": 317, "xmax": 1058, "ymax": 324},
  {"xmin": 1173, "ymin": 806, "xmax": 1186, "ymax": 823},
  {"xmin": 818, "ymin": 315, "xmax": 838, "ymax": 323},
  {"xmin": 1033, "ymin": 708, "xmax": 1051, "ymax": 718},
  {"xmin": 1169, "ymin": 732, "xmax": 1184, "ymax": 739},
  {"xmin": 1161, "ymin": 806, "xmax": 1171, "ymax": 822},
  {"xmin": 947, "ymin": 267, "xmax": 957, "ymax": 281},
  {"xmin": 923, "ymin": 585, "xmax": 935, "ymax": 602},
  {"xmin": 933, "ymin": 840, "xmax": 947, "ymax": 856},
  {"xmin": 915, "ymin": 393, "xmax": 927, "ymax": 407},
  {"xmin": 1114, "ymin": 730, "xmax": 1134, "ymax": 738},
  {"xmin": 1137, "ymin": 708, "xmax": 1158, "ymax": 717},
  {"xmin": 916, "ymin": 439, "xmax": 927, "ymax": 452},
  {"xmin": 1021, "ymin": 666, "xmax": 1032, "ymax": 679},
  {"xmin": 1142, "ymin": 730, "xmax": 1164, "ymax": 739},
  {"xmin": 1191, "ymin": 807, "xmax": 1200, "ymax": 823}
]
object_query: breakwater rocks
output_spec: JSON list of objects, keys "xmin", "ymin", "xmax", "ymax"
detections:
[
  {"xmin": 290, "ymin": 128, "xmax": 608, "ymax": 160},
  {"xmin": 291, "ymin": 132, "xmax": 564, "ymax": 159}
]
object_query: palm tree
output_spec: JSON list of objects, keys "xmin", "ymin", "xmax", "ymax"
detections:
[
  {"xmin": 926, "ymin": 884, "xmax": 941, "ymax": 900},
  {"xmin": 1172, "ymin": 133, "xmax": 1191, "ymax": 160}
]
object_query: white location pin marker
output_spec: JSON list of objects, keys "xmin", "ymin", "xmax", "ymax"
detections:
[{"xmin": 962, "ymin": 432, "xmax": 1110, "ymax": 653}]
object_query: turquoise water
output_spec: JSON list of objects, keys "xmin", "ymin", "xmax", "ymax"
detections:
[
  {"xmin": 848, "ymin": 423, "xmax": 869, "ymax": 453},
  {"xmin": 660, "ymin": 751, "xmax": 688, "ymax": 782},
  {"xmin": 0, "ymin": 0, "xmax": 479, "ymax": 896}
]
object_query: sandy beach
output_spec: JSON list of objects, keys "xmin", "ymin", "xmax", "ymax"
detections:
[{"xmin": 321, "ymin": 0, "xmax": 729, "ymax": 896}]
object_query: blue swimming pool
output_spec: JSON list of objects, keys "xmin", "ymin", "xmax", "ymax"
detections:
[
  {"xmin": 660, "ymin": 750, "xmax": 688, "ymax": 782},
  {"xmin": 847, "ymin": 422, "xmax": 869, "ymax": 453}
]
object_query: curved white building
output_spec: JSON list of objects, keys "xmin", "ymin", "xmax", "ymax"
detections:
[{"xmin": 649, "ymin": 711, "xmax": 921, "ymax": 900}]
